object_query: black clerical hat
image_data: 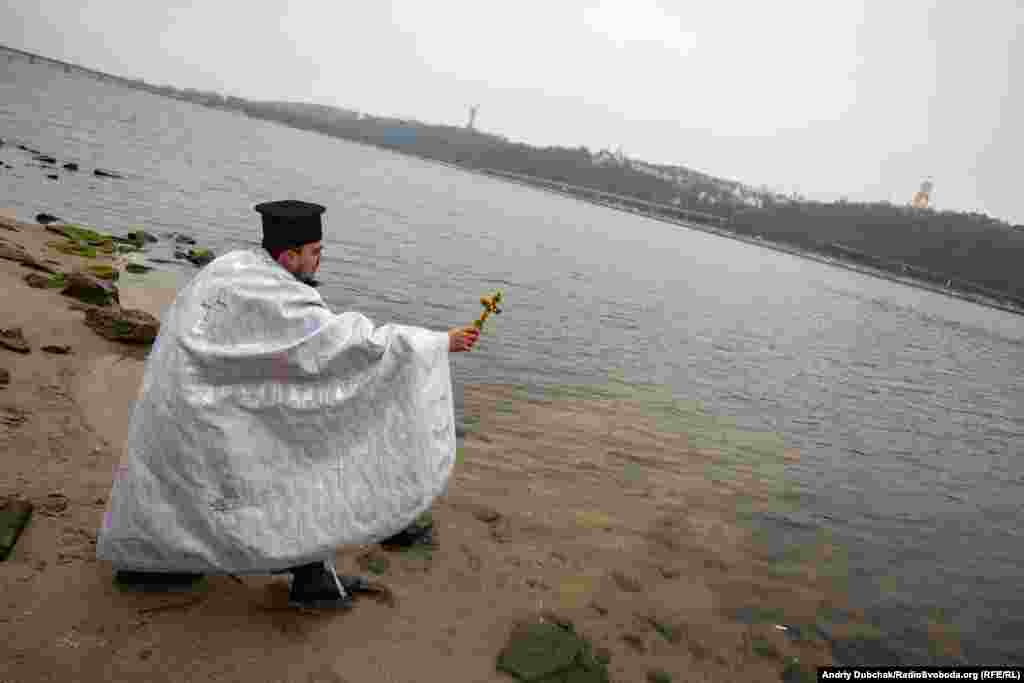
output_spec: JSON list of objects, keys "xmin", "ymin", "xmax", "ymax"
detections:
[{"xmin": 254, "ymin": 200, "xmax": 326, "ymax": 252}]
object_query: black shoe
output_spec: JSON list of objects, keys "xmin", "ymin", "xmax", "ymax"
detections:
[
  {"xmin": 287, "ymin": 561, "xmax": 354, "ymax": 610},
  {"xmin": 114, "ymin": 570, "xmax": 205, "ymax": 593},
  {"xmin": 380, "ymin": 513, "xmax": 435, "ymax": 550}
]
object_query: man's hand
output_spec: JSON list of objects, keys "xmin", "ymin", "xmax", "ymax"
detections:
[{"xmin": 448, "ymin": 326, "xmax": 480, "ymax": 352}]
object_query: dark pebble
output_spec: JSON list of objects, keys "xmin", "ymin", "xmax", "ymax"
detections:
[
  {"xmin": 46, "ymin": 174, "xmax": 59, "ymax": 180},
  {"xmin": 473, "ymin": 506, "xmax": 502, "ymax": 523},
  {"xmin": 41, "ymin": 345, "xmax": 72, "ymax": 355},
  {"xmin": 125, "ymin": 230, "xmax": 158, "ymax": 244}
]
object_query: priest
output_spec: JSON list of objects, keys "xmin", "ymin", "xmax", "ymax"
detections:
[{"xmin": 97, "ymin": 200, "xmax": 480, "ymax": 609}]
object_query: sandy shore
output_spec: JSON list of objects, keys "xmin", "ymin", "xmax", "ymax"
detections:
[{"xmin": 0, "ymin": 212, "xmax": 917, "ymax": 682}]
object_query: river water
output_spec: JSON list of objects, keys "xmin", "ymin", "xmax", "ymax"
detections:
[{"xmin": 2, "ymin": 57, "xmax": 1021, "ymax": 664}]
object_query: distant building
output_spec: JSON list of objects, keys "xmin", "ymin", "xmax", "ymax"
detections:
[
  {"xmin": 592, "ymin": 149, "xmax": 622, "ymax": 167},
  {"xmin": 911, "ymin": 178, "xmax": 934, "ymax": 209}
]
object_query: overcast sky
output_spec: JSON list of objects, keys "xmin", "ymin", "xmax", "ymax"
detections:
[{"xmin": 3, "ymin": 1, "xmax": 1021, "ymax": 223}]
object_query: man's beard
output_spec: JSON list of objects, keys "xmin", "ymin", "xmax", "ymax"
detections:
[{"xmin": 294, "ymin": 270, "xmax": 320, "ymax": 287}]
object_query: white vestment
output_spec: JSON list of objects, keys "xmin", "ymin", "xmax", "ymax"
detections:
[{"xmin": 96, "ymin": 249, "xmax": 455, "ymax": 573}]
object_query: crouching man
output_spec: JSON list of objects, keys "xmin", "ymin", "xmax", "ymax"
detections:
[{"xmin": 97, "ymin": 200, "xmax": 479, "ymax": 609}]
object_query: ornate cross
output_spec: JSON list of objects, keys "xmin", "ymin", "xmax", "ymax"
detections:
[{"xmin": 197, "ymin": 290, "xmax": 231, "ymax": 331}]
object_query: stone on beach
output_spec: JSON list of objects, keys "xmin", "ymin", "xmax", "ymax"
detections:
[
  {"xmin": 496, "ymin": 618, "xmax": 610, "ymax": 683},
  {"xmin": 0, "ymin": 497, "xmax": 34, "ymax": 561},
  {"xmin": 472, "ymin": 505, "xmax": 502, "ymax": 523},
  {"xmin": 61, "ymin": 270, "xmax": 119, "ymax": 307},
  {"xmin": 186, "ymin": 248, "xmax": 215, "ymax": 267},
  {"xmin": 23, "ymin": 272, "xmax": 56, "ymax": 288},
  {"xmin": 84, "ymin": 306, "xmax": 159, "ymax": 344},
  {"xmin": 36, "ymin": 213, "xmax": 62, "ymax": 224},
  {"xmin": 497, "ymin": 622, "xmax": 582, "ymax": 681},
  {"xmin": 174, "ymin": 246, "xmax": 215, "ymax": 267},
  {"xmin": 125, "ymin": 230, "xmax": 158, "ymax": 245}
]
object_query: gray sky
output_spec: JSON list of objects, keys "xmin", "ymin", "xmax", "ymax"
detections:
[{"xmin": 3, "ymin": 0, "xmax": 1021, "ymax": 224}]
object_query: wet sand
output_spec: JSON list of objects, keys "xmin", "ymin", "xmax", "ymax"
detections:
[{"xmin": 0, "ymin": 212, "xmax": 902, "ymax": 682}]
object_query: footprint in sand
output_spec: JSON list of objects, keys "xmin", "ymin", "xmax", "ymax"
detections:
[
  {"xmin": 0, "ymin": 405, "xmax": 30, "ymax": 428},
  {"xmin": 0, "ymin": 327, "xmax": 31, "ymax": 354}
]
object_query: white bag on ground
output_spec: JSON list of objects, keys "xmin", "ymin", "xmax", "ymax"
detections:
[{"xmin": 96, "ymin": 249, "xmax": 455, "ymax": 573}]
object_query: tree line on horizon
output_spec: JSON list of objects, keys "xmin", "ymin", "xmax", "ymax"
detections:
[
  {"xmin": 730, "ymin": 201, "xmax": 1024, "ymax": 302},
  {"xmin": 122, "ymin": 80, "xmax": 1024, "ymax": 304}
]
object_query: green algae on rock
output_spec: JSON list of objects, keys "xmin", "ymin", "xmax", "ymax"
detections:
[
  {"xmin": 0, "ymin": 497, "xmax": 34, "ymax": 561},
  {"xmin": 86, "ymin": 264, "xmax": 119, "ymax": 281},
  {"xmin": 61, "ymin": 271, "xmax": 118, "ymax": 307},
  {"xmin": 497, "ymin": 619, "xmax": 610, "ymax": 683},
  {"xmin": 84, "ymin": 306, "xmax": 160, "ymax": 344},
  {"xmin": 186, "ymin": 248, "xmax": 215, "ymax": 267}
]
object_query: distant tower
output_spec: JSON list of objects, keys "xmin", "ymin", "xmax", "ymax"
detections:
[
  {"xmin": 467, "ymin": 105, "xmax": 478, "ymax": 131},
  {"xmin": 911, "ymin": 177, "xmax": 934, "ymax": 209}
]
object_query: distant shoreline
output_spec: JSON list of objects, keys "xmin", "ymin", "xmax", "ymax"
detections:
[
  {"xmin": 296, "ymin": 141, "xmax": 1024, "ymax": 318},
  {"xmin": 5, "ymin": 43, "xmax": 1021, "ymax": 318},
  {"xmin": 463, "ymin": 167, "xmax": 1024, "ymax": 318}
]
